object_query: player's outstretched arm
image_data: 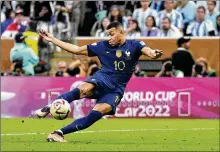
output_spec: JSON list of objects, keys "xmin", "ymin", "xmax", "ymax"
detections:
[
  {"xmin": 141, "ymin": 47, "xmax": 163, "ymax": 59},
  {"xmin": 39, "ymin": 30, "xmax": 88, "ymax": 56}
]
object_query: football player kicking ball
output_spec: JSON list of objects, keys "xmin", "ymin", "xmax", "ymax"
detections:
[{"xmin": 33, "ymin": 22, "xmax": 163, "ymax": 142}]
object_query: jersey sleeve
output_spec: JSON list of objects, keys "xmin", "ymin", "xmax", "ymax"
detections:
[
  {"xmin": 136, "ymin": 40, "xmax": 146, "ymax": 51},
  {"xmin": 135, "ymin": 40, "xmax": 147, "ymax": 57},
  {"xmin": 87, "ymin": 41, "xmax": 103, "ymax": 57}
]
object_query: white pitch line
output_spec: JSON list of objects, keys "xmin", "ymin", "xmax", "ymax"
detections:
[
  {"xmin": 1, "ymin": 133, "xmax": 46, "ymax": 136},
  {"xmin": 1, "ymin": 128, "xmax": 217, "ymax": 136}
]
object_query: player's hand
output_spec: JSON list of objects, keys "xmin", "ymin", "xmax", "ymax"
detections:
[
  {"xmin": 152, "ymin": 49, "xmax": 163, "ymax": 59},
  {"xmin": 39, "ymin": 30, "xmax": 54, "ymax": 42}
]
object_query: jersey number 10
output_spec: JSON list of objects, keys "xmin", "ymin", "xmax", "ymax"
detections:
[{"xmin": 114, "ymin": 61, "xmax": 125, "ymax": 71}]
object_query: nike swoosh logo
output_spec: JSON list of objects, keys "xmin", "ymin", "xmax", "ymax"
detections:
[{"xmin": 106, "ymin": 51, "xmax": 110, "ymax": 53}]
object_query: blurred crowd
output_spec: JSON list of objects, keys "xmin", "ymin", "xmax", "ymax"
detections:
[
  {"xmin": 53, "ymin": 59, "xmax": 100, "ymax": 77},
  {"xmin": 1, "ymin": 0, "xmax": 218, "ymax": 78},
  {"xmin": 1, "ymin": 0, "xmax": 220, "ymax": 39}
]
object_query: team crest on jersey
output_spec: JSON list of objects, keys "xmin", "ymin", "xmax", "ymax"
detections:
[
  {"xmin": 116, "ymin": 50, "xmax": 122, "ymax": 58},
  {"xmin": 125, "ymin": 50, "xmax": 131, "ymax": 60}
]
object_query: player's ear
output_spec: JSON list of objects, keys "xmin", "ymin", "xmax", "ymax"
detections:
[
  {"xmin": 116, "ymin": 27, "xmax": 124, "ymax": 34},
  {"xmin": 119, "ymin": 29, "xmax": 125, "ymax": 34}
]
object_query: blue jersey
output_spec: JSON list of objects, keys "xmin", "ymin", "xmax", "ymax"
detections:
[{"xmin": 87, "ymin": 39, "xmax": 146, "ymax": 95}]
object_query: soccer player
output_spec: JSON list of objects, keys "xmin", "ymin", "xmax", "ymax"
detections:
[{"xmin": 33, "ymin": 21, "xmax": 163, "ymax": 142}]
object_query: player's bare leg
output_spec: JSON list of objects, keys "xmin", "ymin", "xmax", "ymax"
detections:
[
  {"xmin": 47, "ymin": 103, "xmax": 112, "ymax": 142},
  {"xmin": 30, "ymin": 82, "xmax": 95, "ymax": 118}
]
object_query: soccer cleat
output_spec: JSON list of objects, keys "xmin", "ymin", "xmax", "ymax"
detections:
[
  {"xmin": 29, "ymin": 105, "xmax": 51, "ymax": 118},
  {"xmin": 47, "ymin": 131, "xmax": 67, "ymax": 142}
]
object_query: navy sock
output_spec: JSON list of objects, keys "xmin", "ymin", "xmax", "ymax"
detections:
[
  {"xmin": 60, "ymin": 110, "xmax": 103, "ymax": 135},
  {"xmin": 56, "ymin": 88, "xmax": 80, "ymax": 103}
]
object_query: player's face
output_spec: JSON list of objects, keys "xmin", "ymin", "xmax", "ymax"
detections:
[{"xmin": 106, "ymin": 28, "xmax": 124, "ymax": 46}]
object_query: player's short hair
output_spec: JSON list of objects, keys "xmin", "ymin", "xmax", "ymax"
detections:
[
  {"xmin": 106, "ymin": 21, "xmax": 123, "ymax": 30},
  {"xmin": 197, "ymin": 6, "xmax": 206, "ymax": 13}
]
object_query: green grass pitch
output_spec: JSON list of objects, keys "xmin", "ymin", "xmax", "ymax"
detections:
[{"xmin": 1, "ymin": 118, "xmax": 219, "ymax": 151}]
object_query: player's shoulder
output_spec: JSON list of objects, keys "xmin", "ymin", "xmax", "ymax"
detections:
[
  {"xmin": 101, "ymin": 40, "xmax": 109, "ymax": 44},
  {"xmin": 127, "ymin": 39, "xmax": 146, "ymax": 46},
  {"xmin": 98, "ymin": 40, "xmax": 109, "ymax": 45},
  {"xmin": 126, "ymin": 39, "xmax": 146, "ymax": 51},
  {"xmin": 90, "ymin": 40, "xmax": 107, "ymax": 46},
  {"xmin": 126, "ymin": 39, "xmax": 140, "ymax": 43}
]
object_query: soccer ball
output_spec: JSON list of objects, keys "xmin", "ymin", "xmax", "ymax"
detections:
[{"xmin": 50, "ymin": 99, "xmax": 71, "ymax": 120}]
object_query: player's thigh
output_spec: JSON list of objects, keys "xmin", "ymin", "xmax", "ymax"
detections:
[
  {"xmin": 78, "ymin": 82, "xmax": 95, "ymax": 98},
  {"xmin": 93, "ymin": 93, "xmax": 122, "ymax": 115}
]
